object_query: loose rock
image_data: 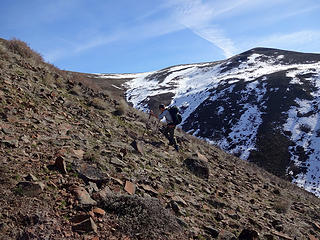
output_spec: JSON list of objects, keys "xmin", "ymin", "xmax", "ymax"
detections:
[
  {"xmin": 238, "ymin": 228, "xmax": 259, "ymax": 240},
  {"xmin": 70, "ymin": 185, "xmax": 97, "ymax": 206},
  {"xmin": 184, "ymin": 156, "xmax": 209, "ymax": 179},
  {"xmin": 54, "ymin": 156, "xmax": 67, "ymax": 174},
  {"xmin": 72, "ymin": 216, "xmax": 97, "ymax": 233},
  {"xmin": 16, "ymin": 181, "xmax": 45, "ymax": 197}
]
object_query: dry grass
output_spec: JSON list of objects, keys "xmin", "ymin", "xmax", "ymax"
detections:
[
  {"xmin": 113, "ymin": 99, "xmax": 128, "ymax": 116},
  {"xmin": 69, "ymin": 72, "xmax": 102, "ymax": 93},
  {"xmin": 102, "ymin": 195, "xmax": 182, "ymax": 239},
  {"xmin": 273, "ymin": 198, "xmax": 291, "ymax": 214},
  {"xmin": 69, "ymin": 85, "xmax": 82, "ymax": 96},
  {"xmin": 90, "ymin": 97, "xmax": 108, "ymax": 110},
  {"xmin": 5, "ymin": 38, "xmax": 43, "ymax": 64}
]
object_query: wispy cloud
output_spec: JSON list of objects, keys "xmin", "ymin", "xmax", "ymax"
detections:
[
  {"xmin": 167, "ymin": 0, "xmax": 238, "ymax": 58},
  {"xmin": 258, "ymin": 31, "xmax": 320, "ymax": 52},
  {"xmin": 44, "ymin": 34, "xmax": 120, "ymax": 62},
  {"xmin": 192, "ymin": 27, "xmax": 237, "ymax": 57},
  {"xmin": 74, "ymin": 35, "xmax": 119, "ymax": 53}
]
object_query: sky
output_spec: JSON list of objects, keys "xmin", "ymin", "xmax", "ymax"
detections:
[{"xmin": 1, "ymin": 0, "xmax": 320, "ymax": 74}]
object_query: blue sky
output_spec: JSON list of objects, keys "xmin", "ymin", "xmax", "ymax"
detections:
[{"xmin": 1, "ymin": 0, "xmax": 320, "ymax": 73}]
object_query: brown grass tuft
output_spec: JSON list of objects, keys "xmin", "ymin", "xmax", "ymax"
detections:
[
  {"xmin": 273, "ymin": 198, "xmax": 291, "ymax": 214},
  {"xmin": 5, "ymin": 38, "xmax": 43, "ymax": 64},
  {"xmin": 113, "ymin": 99, "xmax": 128, "ymax": 116},
  {"xmin": 69, "ymin": 85, "xmax": 82, "ymax": 96},
  {"xmin": 69, "ymin": 72, "xmax": 102, "ymax": 92},
  {"xmin": 90, "ymin": 97, "xmax": 108, "ymax": 110},
  {"xmin": 102, "ymin": 195, "xmax": 182, "ymax": 239}
]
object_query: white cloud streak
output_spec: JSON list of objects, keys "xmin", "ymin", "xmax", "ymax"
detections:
[
  {"xmin": 192, "ymin": 27, "xmax": 237, "ymax": 58},
  {"xmin": 168, "ymin": 0, "xmax": 238, "ymax": 58},
  {"xmin": 258, "ymin": 31, "xmax": 320, "ymax": 52}
]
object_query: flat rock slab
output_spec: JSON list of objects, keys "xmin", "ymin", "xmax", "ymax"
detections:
[
  {"xmin": 124, "ymin": 181, "xmax": 136, "ymax": 195},
  {"xmin": 131, "ymin": 140, "xmax": 144, "ymax": 154},
  {"xmin": 183, "ymin": 157, "xmax": 209, "ymax": 179},
  {"xmin": 71, "ymin": 216, "xmax": 97, "ymax": 233},
  {"xmin": 76, "ymin": 163, "xmax": 109, "ymax": 183},
  {"xmin": 70, "ymin": 185, "xmax": 97, "ymax": 206},
  {"xmin": 16, "ymin": 181, "xmax": 45, "ymax": 197}
]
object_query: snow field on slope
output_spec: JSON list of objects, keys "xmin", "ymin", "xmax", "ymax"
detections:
[
  {"xmin": 284, "ymin": 72, "xmax": 320, "ymax": 196},
  {"xmin": 124, "ymin": 53, "xmax": 320, "ymax": 195}
]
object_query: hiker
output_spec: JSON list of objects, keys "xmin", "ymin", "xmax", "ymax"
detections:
[{"xmin": 150, "ymin": 104, "xmax": 180, "ymax": 151}]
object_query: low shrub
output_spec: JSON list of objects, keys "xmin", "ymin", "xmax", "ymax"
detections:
[
  {"xmin": 273, "ymin": 198, "xmax": 291, "ymax": 214},
  {"xmin": 90, "ymin": 97, "xmax": 108, "ymax": 110},
  {"xmin": 102, "ymin": 195, "xmax": 182, "ymax": 239},
  {"xmin": 113, "ymin": 99, "xmax": 128, "ymax": 116},
  {"xmin": 69, "ymin": 85, "xmax": 82, "ymax": 96},
  {"xmin": 5, "ymin": 38, "xmax": 43, "ymax": 64}
]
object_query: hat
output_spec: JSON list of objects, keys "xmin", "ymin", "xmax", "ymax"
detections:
[{"xmin": 159, "ymin": 104, "xmax": 165, "ymax": 109}]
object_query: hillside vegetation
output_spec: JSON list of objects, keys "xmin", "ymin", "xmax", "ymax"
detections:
[{"xmin": 1, "ymin": 38, "xmax": 320, "ymax": 239}]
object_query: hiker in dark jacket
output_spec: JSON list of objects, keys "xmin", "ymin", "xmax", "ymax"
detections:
[{"xmin": 151, "ymin": 104, "xmax": 179, "ymax": 151}]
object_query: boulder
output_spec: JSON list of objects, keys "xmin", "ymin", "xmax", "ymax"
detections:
[
  {"xmin": 204, "ymin": 225, "xmax": 219, "ymax": 238},
  {"xmin": 16, "ymin": 181, "xmax": 45, "ymax": 197},
  {"xmin": 54, "ymin": 156, "xmax": 67, "ymax": 174},
  {"xmin": 71, "ymin": 216, "xmax": 97, "ymax": 233},
  {"xmin": 110, "ymin": 157, "xmax": 126, "ymax": 167},
  {"xmin": 238, "ymin": 228, "xmax": 259, "ymax": 240},
  {"xmin": 76, "ymin": 163, "xmax": 109, "ymax": 183},
  {"xmin": 124, "ymin": 181, "xmax": 136, "ymax": 195},
  {"xmin": 70, "ymin": 185, "xmax": 97, "ymax": 206},
  {"xmin": 131, "ymin": 140, "xmax": 144, "ymax": 154},
  {"xmin": 219, "ymin": 230, "xmax": 237, "ymax": 240},
  {"xmin": 183, "ymin": 157, "xmax": 209, "ymax": 179}
]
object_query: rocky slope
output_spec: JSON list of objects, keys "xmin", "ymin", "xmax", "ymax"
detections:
[
  {"xmin": 1, "ymin": 38, "xmax": 320, "ymax": 239},
  {"xmin": 93, "ymin": 48, "xmax": 320, "ymax": 197}
]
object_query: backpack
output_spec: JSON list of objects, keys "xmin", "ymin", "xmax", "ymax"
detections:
[{"xmin": 168, "ymin": 106, "xmax": 182, "ymax": 125}]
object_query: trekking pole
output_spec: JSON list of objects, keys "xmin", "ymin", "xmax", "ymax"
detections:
[
  {"xmin": 155, "ymin": 119, "xmax": 161, "ymax": 133},
  {"xmin": 142, "ymin": 110, "xmax": 151, "ymax": 136}
]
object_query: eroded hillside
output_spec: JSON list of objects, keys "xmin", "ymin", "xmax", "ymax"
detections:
[{"xmin": 1, "ymin": 39, "xmax": 320, "ymax": 240}]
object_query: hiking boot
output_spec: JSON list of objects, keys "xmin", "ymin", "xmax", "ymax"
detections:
[{"xmin": 174, "ymin": 145, "xmax": 179, "ymax": 152}]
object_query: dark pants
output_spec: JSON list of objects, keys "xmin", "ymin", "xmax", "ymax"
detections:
[{"xmin": 160, "ymin": 124, "xmax": 177, "ymax": 147}]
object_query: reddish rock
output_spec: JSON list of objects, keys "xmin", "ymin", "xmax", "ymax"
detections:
[
  {"xmin": 70, "ymin": 186, "xmax": 97, "ymax": 206},
  {"xmin": 92, "ymin": 207, "xmax": 106, "ymax": 217},
  {"xmin": 73, "ymin": 149, "xmax": 85, "ymax": 159},
  {"xmin": 124, "ymin": 181, "xmax": 136, "ymax": 195},
  {"xmin": 309, "ymin": 235, "xmax": 317, "ymax": 240},
  {"xmin": 72, "ymin": 217, "xmax": 97, "ymax": 233},
  {"xmin": 140, "ymin": 184, "xmax": 158, "ymax": 196},
  {"xmin": 172, "ymin": 196, "xmax": 188, "ymax": 207}
]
